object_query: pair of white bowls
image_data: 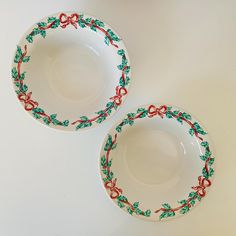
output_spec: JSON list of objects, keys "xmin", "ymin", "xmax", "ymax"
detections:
[{"xmin": 12, "ymin": 12, "xmax": 215, "ymax": 222}]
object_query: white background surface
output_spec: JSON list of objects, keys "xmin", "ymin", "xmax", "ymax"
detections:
[{"xmin": 0, "ymin": 0, "xmax": 235, "ymax": 235}]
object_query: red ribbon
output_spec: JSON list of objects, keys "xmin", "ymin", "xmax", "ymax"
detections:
[
  {"xmin": 110, "ymin": 86, "xmax": 127, "ymax": 106},
  {"xmin": 192, "ymin": 176, "xmax": 211, "ymax": 197},
  {"xmin": 104, "ymin": 178, "xmax": 123, "ymax": 199},
  {"xmin": 148, "ymin": 105, "xmax": 167, "ymax": 118},
  {"xmin": 18, "ymin": 92, "xmax": 38, "ymax": 111},
  {"xmin": 59, "ymin": 13, "xmax": 79, "ymax": 29}
]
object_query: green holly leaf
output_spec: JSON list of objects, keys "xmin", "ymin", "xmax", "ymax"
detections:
[
  {"xmin": 128, "ymin": 119, "xmax": 134, "ymax": 126},
  {"xmin": 107, "ymin": 29, "xmax": 120, "ymax": 41},
  {"xmin": 32, "ymin": 112, "xmax": 41, "ymax": 119},
  {"xmin": 94, "ymin": 19, "xmax": 105, "ymax": 27},
  {"xmin": 100, "ymin": 155, "xmax": 106, "ymax": 167},
  {"xmin": 106, "ymin": 101, "xmax": 114, "ymax": 109},
  {"xmin": 19, "ymin": 72, "xmax": 26, "ymax": 81},
  {"xmin": 90, "ymin": 25, "xmax": 97, "ymax": 31},
  {"xmin": 107, "ymin": 159, "xmax": 112, "ymax": 167},
  {"xmin": 133, "ymin": 202, "xmax": 139, "ymax": 209},
  {"xmin": 32, "ymin": 107, "xmax": 44, "ymax": 113},
  {"xmin": 84, "ymin": 18, "xmax": 92, "ymax": 24},
  {"xmin": 167, "ymin": 211, "xmax": 175, "ymax": 217},
  {"xmin": 26, "ymin": 35, "xmax": 33, "ymax": 43},
  {"xmin": 48, "ymin": 17, "xmax": 57, "ymax": 23},
  {"xmin": 80, "ymin": 116, "xmax": 88, "ymax": 121},
  {"xmin": 162, "ymin": 203, "xmax": 171, "ymax": 210},
  {"xmin": 104, "ymin": 134, "xmax": 113, "ymax": 151},
  {"xmin": 16, "ymin": 46, "xmax": 22, "ymax": 56},
  {"xmin": 190, "ymin": 199, "xmax": 196, "ymax": 206},
  {"xmin": 172, "ymin": 110, "xmax": 180, "ymax": 116},
  {"xmin": 78, "ymin": 20, "xmax": 86, "ymax": 28},
  {"xmin": 75, "ymin": 123, "xmax": 83, "ymax": 130},
  {"xmin": 181, "ymin": 112, "xmax": 192, "ymax": 120},
  {"xmin": 40, "ymin": 30, "xmax": 46, "ymax": 38},
  {"xmin": 22, "ymin": 56, "xmax": 30, "ymax": 63},
  {"xmin": 208, "ymin": 158, "xmax": 215, "ymax": 166},
  {"xmin": 111, "ymin": 143, "xmax": 117, "ymax": 150},
  {"xmin": 107, "ymin": 171, "xmax": 113, "ymax": 181},
  {"xmin": 106, "ymin": 108, "xmax": 112, "ymax": 116},
  {"xmin": 15, "ymin": 82, "xmax": 20, "ymax": 87},
  {"xmin": 188, "ymin": 191, "xmax": 197, "ymax": 198},
  {"xmin": 117, "ymin": 64, "xmax": 124, "ymax": 70},
  {"xmin": 104, "ymin": 36, "xmax": 110, "ymax": 45},
  {"xmin": 102, "ymin": 169, "xmax": 108, "ymax": 175},
  {"xmin": 189, "ymin": 128, "xmax": 195, "ymax": 136},
  {"xmin": 116, "ymin": 125, "xmax": 122, "ymax": 133},
  {"xmin": 50, "ymin": 114, "xmax": 57, "ymax": 120},
  {"xmin": 11, "ymin": 67, "xmax": 18, "ymax": 79},
  {"xmin": 117, "ymin": 49, "xmax": 125, "ymax": 56},
  {"xmin": 208, "ymin": 167, "xmax": 214, "ymax": 177},
  {"xmin": 127, "ymin": 207, "xmax": 133, "ymax": 215},
  {"xmin": 201, "ymin": 141, "xmax": 209, "ymax": 147},
  {"xmin": 200, "ymin": 155, "xmax": 207, "ymax": 161},
  {"xmin": 117, "ymin": 195, "xmax": 128, "ymax": 202},
  {"xmin": 144, "ymin": 209, "xmax": 151, "ymax": 217},
  {"xmin": 118, "ymin": 201, "xmax": 125, "ymax": 208},
  {"xmin": 96, "ymin": 115, "xmax": 106, "ymax": 124},
  {"xmin": 21, "ymin": 84, "xmax": 28, "ymax": 93},
  {"xmin": 37, "ymin": 22, "xmax": 47, "ymax": 27},
  {"xmin": 165, "ymin": 112, "xmax": 173, "ymax": 118},
  {"xmin": 62, "ymin": 120, "xmax": 69, "ymax": 127},
  {"xmin": 205, "ymin": 150, "xmax": 212, "ymax": 157},
  {"xmin": 159, "ymin": 211, "xmax": 168, "ymax": 220},
  {"xmin": 180, "ymin": 205, "xmax": 190, "ymax": 214},
  {"xmin": 14, "ymin": 46, "xmax": 22, "ymax": 63},
  {"xmin": 202, "ymin": 167, "xmax": 214, "ymax": 179},
  {"xmin": 119, "ymin": 76, "xmax": 130, "ymax": 87},
  {"xmin": 177, "ymin": 117, "xmax": 183, "ymax": 124},
  {"xmin": 124, "ymin": 66, "xmax": 130, "ymax": 74},
  {"xmin": 135, "ymin": 208, "xmax": 143, "ymax": 215},
  {"xmin": 52, "ymin": 119, "xmax": 61, "ymax": 125},
  {"xmin": 43, "ymin": 117, "xmax": 50, "ymax": 125},
  {"xmin": 178, "ymin": 200, "xmax": 187, "ymax": 205},
  {"xmin": 51, "ymin": 19, "xmax": 60, "ymax": 28}
]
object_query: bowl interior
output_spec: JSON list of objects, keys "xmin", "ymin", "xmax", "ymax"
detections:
[
  {"xmin": 105, "ymin": 110, "xmax": 208, "ymax": 220},
  {"xmin": 21, "ymin": 26, "xmax": 122, "ymax": 121}
]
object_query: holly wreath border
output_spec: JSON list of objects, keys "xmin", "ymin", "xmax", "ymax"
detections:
[
  {"xmin": 100, "ymin": 104, "xmax": 214, "ymax": 221},
  {"xmin": 11, "ymin": 12, "xmax": 131, "ymax": 130}
]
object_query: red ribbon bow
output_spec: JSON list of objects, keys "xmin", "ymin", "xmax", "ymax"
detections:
[
  {"xmin": 59, "ymin": 13, "xmax": 79, "ymax": 29},
  {"xmin": 104, "ymin": 178, "xmax": 123, "ymax": 199},
  {"xmin": 148, "ymin": 105, "xmax": 167, "ymax": 118},
  {"xmin": 18, "ymin": 92, "xmax": 38, "ymax": 111},
  {"xmin": 192, "ymin": 176, "xmax": 211, "ymax": 197},
  {"xmin": 110, "ymin": 86, "xmax": 128, "ymax": 106}
]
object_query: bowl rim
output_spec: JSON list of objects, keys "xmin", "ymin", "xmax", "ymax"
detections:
[
  {"xmin": 99, "ymin": 103, "xmax": 215, "ymax": 222},
  {"xmin": 11, "ymin": 11, "xmax": 131, "ymax": 131}
]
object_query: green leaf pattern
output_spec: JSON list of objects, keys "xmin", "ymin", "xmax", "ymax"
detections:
[{"xmin": 101, "ymin": 105, "xmax": 214, "ymax": 220}]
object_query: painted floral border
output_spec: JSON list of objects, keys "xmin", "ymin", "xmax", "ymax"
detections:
[
  {"xmin": 100, "ymin": 105, "xmax": 214, "ymax": 221},
  {"xmin": 12, "ymin": 13, "xmax": 131, "ymax": 130}
]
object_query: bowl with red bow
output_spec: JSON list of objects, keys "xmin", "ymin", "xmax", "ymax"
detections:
[
  {"xmin": 11, "ymin": 12, "xmax": 131, "ymax": 131},
  {"xmin": 99, "ymin": 104, "xmax": 215, "ymax": 221}
]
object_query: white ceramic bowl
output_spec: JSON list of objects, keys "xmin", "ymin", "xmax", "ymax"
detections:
[
  {"xmin": 99, "ymin": 104, "xmax": 215, "ymax": 221},
  {"xmin": 11, "ymin": 12, "xmax": 131, "ymax": 131}
]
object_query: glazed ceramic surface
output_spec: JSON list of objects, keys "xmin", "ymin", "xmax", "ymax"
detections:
[
  {"xmin": 100, "ymin": 104, "xmax": 215, "ymax": 221},
  {"xmin": 11, "ymin": 12, "xmax": 131, "ymax": 131}
]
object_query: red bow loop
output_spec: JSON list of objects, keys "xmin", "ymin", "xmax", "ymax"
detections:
[
  {"xmin": 105, "ymin": 178, "xmax": 123, "ymax": 199},
  {"xmin": 192, "ymin": 176, "xmax": 211, "ymax": 197},
  {"xmin": 110, "ymin": 86, "xmax": 128, "ymax": 106},
  {"xmin": 18, "ymin": 92, "xmax": 38, "ymax": 111},
  {"xmin": 59, "ymin": 13, "xmax": 79, "ymax": 29},
  {"xmin": 148, "ymin": 105, "xmax": 167, "ymax": 118}
]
